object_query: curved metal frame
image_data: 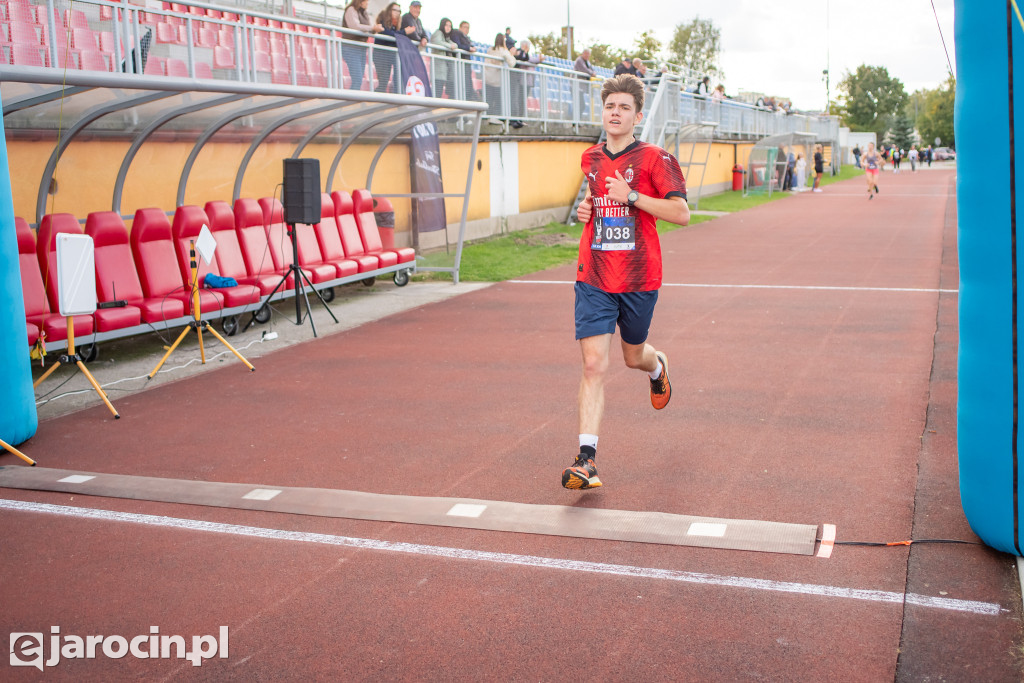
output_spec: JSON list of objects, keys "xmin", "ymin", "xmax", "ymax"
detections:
[
  {"xmin": 365, "ymin": 111, "xmax": 466, "ymax": 191},
  {"xmin": 36, "ymin": 90, "xmax": 177, "ymax": 222},
  {"xmin": 325, "ymin": 106, "xmax": 428, "ymax": 192},
  {"xmin": 113, "ymin": 93, "xmax": 248, "ymax": 214},
  {"xmin": 290, "ymin": 102, "xmax": 394, "ymax": 158},
  {"xmin": 175, "ymin": 97, "xmax": 303, "ymax": 206},
  {"xmin": 230, "ymin": 100, "xmax": 358, "ymax": 203}
]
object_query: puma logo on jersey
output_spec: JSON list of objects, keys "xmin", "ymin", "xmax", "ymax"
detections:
[{"xmin": 587, "ymin": 171, "xmax": 597, "ymax": 181}]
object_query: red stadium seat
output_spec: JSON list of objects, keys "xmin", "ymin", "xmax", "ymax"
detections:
[
  {"xmin": 257, "ymin": 197, "xmax": 327, "ymax": 281},
  {"xmin": 330, "ymin": 191, "xmax": 379, "ymax": 272},
  {"xmin": 212, "ymin": 45, "xmax": 234, "ymax": 69},
  {"xmin": 79, "ymin": 49, "xmax": 109, "ymax": 72},
  {"xmin": 312, "ymin": 193, "xmax": 359, "ymax": 279},
  {"xmin": 351, "ymin": 189, "xmax": 415, "ymax": 264},
  {"xmin": 170, "ymin": 205, "xmax": 260, "ymax": 307},
  {"xmin": 165, "ymin": 57, "xmax": 188, "ymax": 77},
  {"xmin": 85, "ymin": 211, "xmax": 183, "ymax": 325},
  {"xmin": 233, "ymin": 197, "xmax": 295, "ymax": 288},
  {"xmin": 204, "ymin": 200, "xmax": 279, "ymax": 294},
  {"xmin": 130, "ymin": 207, "xmax": 224, "ymax": 315},
  {"xmin": 19, "ymin": 216, "xmax": 93, "ymax": 342}
]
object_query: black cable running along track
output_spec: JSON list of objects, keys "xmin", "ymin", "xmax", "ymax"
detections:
[{"xmin": 1008, "ymin": 0, "xmax": 1022, "ymax": 556}]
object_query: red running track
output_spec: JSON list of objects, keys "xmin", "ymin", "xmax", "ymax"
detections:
[{"xmin": 1, "ymin": 168, "xmax": 1021, "ymax": 680}]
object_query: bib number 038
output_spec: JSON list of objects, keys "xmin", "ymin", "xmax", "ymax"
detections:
[{"xmin": 591, "ymin": 215, "xmax": 637, "ymax": 251}]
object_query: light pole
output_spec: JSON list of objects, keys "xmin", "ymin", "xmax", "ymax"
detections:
[
  {"xmin": 566, "ymin": 0, "xmax": 572, "ymax": 61},
  {"xmin": 824, "ymin": 0, "xmax": 830, "ymax": 112}
]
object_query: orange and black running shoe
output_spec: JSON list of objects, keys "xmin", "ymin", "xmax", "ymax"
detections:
[
  {"xmin": 650, "ymin": 351, "xmax": 671, "ymax": 410},
  {"xmin": 562, "ymin": 454, "xmax": 602, "ymax": 489}
]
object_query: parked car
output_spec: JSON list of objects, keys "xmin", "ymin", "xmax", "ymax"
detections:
[{"xmin": 934, "ymin": 146, "xmax": 956, "ymax": 161}]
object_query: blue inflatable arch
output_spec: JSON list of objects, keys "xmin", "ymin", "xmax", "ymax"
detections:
[
  {"xmin": 957, "ymin": 1, "xmax": 1024, "ymax": 556},
  {"xmin": 0, "ymin": 98, "xmax": 37, "ymax": 452}
]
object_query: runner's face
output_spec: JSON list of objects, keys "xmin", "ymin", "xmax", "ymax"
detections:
[{"xmin": 602, "ymin": 93, "xmax": 640, "ymax": 136}]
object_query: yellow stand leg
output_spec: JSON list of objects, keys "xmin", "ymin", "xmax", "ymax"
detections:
[
  {"xmin": 147, "ymin": 239, "xmax": 254, "ymax": 379},
  {"xmin": 0, "ymin": 438, "xmax": 36, "ymax": 466},
  {"xmin": 33, "ymin": 319, "xmax": 120, "ymax": 419}
]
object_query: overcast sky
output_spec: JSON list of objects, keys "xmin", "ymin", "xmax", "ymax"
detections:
[{"xmin": 367, "ymin": 0, "xmax": 956, "ymax": 111}]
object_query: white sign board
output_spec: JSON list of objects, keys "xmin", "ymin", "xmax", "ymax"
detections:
[
  {"xmin": 56, "ymin": 233, "xmax": 96, "ymax": 316},
  {"xmin": 196, "ymin": 224, "xmax": 216, "ymax": 265}
]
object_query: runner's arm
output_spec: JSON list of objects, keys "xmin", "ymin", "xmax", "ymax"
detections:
[{"xmin": 605, "ymin": 170, "xmax": 689, "ymax": 226}]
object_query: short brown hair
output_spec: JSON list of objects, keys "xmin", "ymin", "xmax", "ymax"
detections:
[{"xmin": 601, "ymin": 74, "xmax": 645, "ymax": 112}]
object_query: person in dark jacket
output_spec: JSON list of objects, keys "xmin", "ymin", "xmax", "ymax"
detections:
[
  {"xmin": 400, "ymin": 1, "xmax": 428, "ymax": 49},
  {"xmin": 372, "ymin": 2, "xmax": 402, "ymax": 93},
  {"xmin": 451, "ymin": 20, "xmax": 479, "ymax": 100}
]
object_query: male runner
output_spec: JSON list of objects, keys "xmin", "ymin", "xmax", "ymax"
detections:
[{"xmin": 565, "ymin": 74, "xmax": 690, "ymax": 489}]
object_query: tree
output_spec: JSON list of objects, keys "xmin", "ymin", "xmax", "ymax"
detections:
[
  {"xmin": 587, "ymin": 42, "xmax": 629, "ymax": 69},
  {"xmin": 633, "ymin": 30, "xmax": 662, "ymax": 63},
  {"xmin": 837, "ymin": 65, "xmax": 907, "ymax": 138},
  {"xmin": 915, "ymin": 73, "xmax": 955, "ymax": 148},
  {"xmin": 888, "ymin": 111, "xmax": 916, "ymax": 150},
  {"xmin": 528, "ymin": 32, "xmax": 567, "ymax": 61},
  {"xmin": 667, "ymin": 17, "xmax": 722, "ymax": 79}
]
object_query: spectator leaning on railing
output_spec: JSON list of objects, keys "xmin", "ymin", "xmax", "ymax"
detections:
[
  {"xmin": 512, "ymin": 39, "xmax": 544, "ymax": 123},
  {"xmin": 400, "ymin": 1, "xmax": 429, "ymax": 49},
  {"xmin": 373, "ymin": 2, "xmax": 402, "ymax": 93},
  {"xmin": 485, "ymin": 32, "xmax": 517, "ymax": 116},
  {"xmin": 430, "ymin": 18, "xmax": 458, "ymax": 98},
  {"xmin": 451, "ymin": 21, "xmax": 479, "ymax": 100},
  {"xmin": 342, "ymin": 0, "xmax": 381, "ymax": 92},
  {"xmin": 613, "ymin": 56, "xmax": 635, "ymax": 76},
  {"xmin": 574, "ymin": 48, "xmax": 597, "ymax": 79}
]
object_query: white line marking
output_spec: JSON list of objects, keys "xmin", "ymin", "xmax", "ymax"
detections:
[
  {"xmin": 446, "ymin": 503, "xmax": 487, "ymax": 518},
  {"xmin": 687, "ymin": 522, "xmax": 727, "ymax": 538},
  {"xmin": 242, "ymin": 489, "xmax": 281, "ymax": 501},
  {"xmin": 0, "ymin": 499, "xmax": 1002, "ymax": 617},
  {"xmin": 57, "ymin": 475, "xmax": 95, "ymax": 484},
  {"xmin": 509, "ymin": 280, "xmax": 958, "ymax": 294}
]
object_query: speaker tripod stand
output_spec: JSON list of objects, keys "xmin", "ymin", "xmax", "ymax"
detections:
[
  {"xmin": 244, "ymin": 222, "xmax": 337, "ymax": 337},
  {"xmin": 149, "ymin": 241, "xmax": 255, "ymax": 378}
]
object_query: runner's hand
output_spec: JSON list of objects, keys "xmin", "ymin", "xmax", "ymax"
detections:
[
  {"xmin": 577, "ymin": 197, "xmax": 593, "ymax": 223},
  {"xmin": 605, "ymin": 170, "xmax": 630, "ymax": 204}
]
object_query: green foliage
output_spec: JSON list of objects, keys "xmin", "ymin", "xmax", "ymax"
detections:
[
  {"xmin": 633, "ymin": 30, "xmax": 662, "ymax": 63},
  {"xmin": 837, "ymin": 65, "xmax": 907, "ymax": 137},
  {"xmin": 914, "ymin": 73, "xmax": 955, "ymax": 149},
  {"xmin": 667, "ymin": 17, "xmax": 723, "ymax": 78},
  {"xmin": 528, "ymin": 32, "xmax": 567, "ymax": 61},
  {"xmin": 587, "ymin": 42, "xmax": 628, "ymax": 69}
]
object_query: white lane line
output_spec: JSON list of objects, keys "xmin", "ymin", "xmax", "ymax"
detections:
[
  {"xmin": 509, "ymin": 280, "xmax": 958, "ymax": 294},
  {"xmin": 0, "ymin": 498, "xmax": 1003, "ymax": 617}
]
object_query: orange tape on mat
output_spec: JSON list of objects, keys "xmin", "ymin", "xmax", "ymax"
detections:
[{"xmin": 817, "ymin": 523, "xmax": 836, "ymax": 559}]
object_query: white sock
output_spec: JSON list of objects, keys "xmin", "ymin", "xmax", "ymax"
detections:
[
  {"xmin": 649, "ymin": 360, "xmax": 663, "ymax": 380},
  {"xmin": 579, "ymin": 434, "xmax": 599, "ymax": 450}
]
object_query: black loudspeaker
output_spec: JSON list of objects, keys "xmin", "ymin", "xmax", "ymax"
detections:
[{"xmin": 283, "ymin": 158, "xmax": 321, "ymax": 225}]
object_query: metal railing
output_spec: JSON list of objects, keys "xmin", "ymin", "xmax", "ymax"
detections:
[{"xmin": 7, "ymin": 0, "xmax": 838, "ymax": 141}]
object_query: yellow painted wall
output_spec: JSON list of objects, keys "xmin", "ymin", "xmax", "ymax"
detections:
[
  {"xmin": 438, "ymin": 141, "xmax": 490, "ymax": 225},
  {"xmin": 517, "ymin": 140, "xmax": 593, "ymax": 213},
  {"xmin": 8, "ymin": 136, "xmax": 757, "ymax": 235}
]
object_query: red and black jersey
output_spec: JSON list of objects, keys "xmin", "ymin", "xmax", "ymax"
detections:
[{"xmin": 577, "ymin": 139, "xmax": 687, "ymax": 293}]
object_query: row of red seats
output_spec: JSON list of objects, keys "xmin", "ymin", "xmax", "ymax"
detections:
[{"xmin": 17, "ymin": 189, "xmax": 414, "ymax": 350}]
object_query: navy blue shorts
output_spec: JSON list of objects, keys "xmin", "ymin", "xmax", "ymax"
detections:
[{"xmin": 574, "ymin": 281, "xmax": 659, "ymax": 345}]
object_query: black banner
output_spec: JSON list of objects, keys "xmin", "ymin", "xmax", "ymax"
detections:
[{"xmin": 395, "ymin": 34, "xmax": 447, "ymax": 233}]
